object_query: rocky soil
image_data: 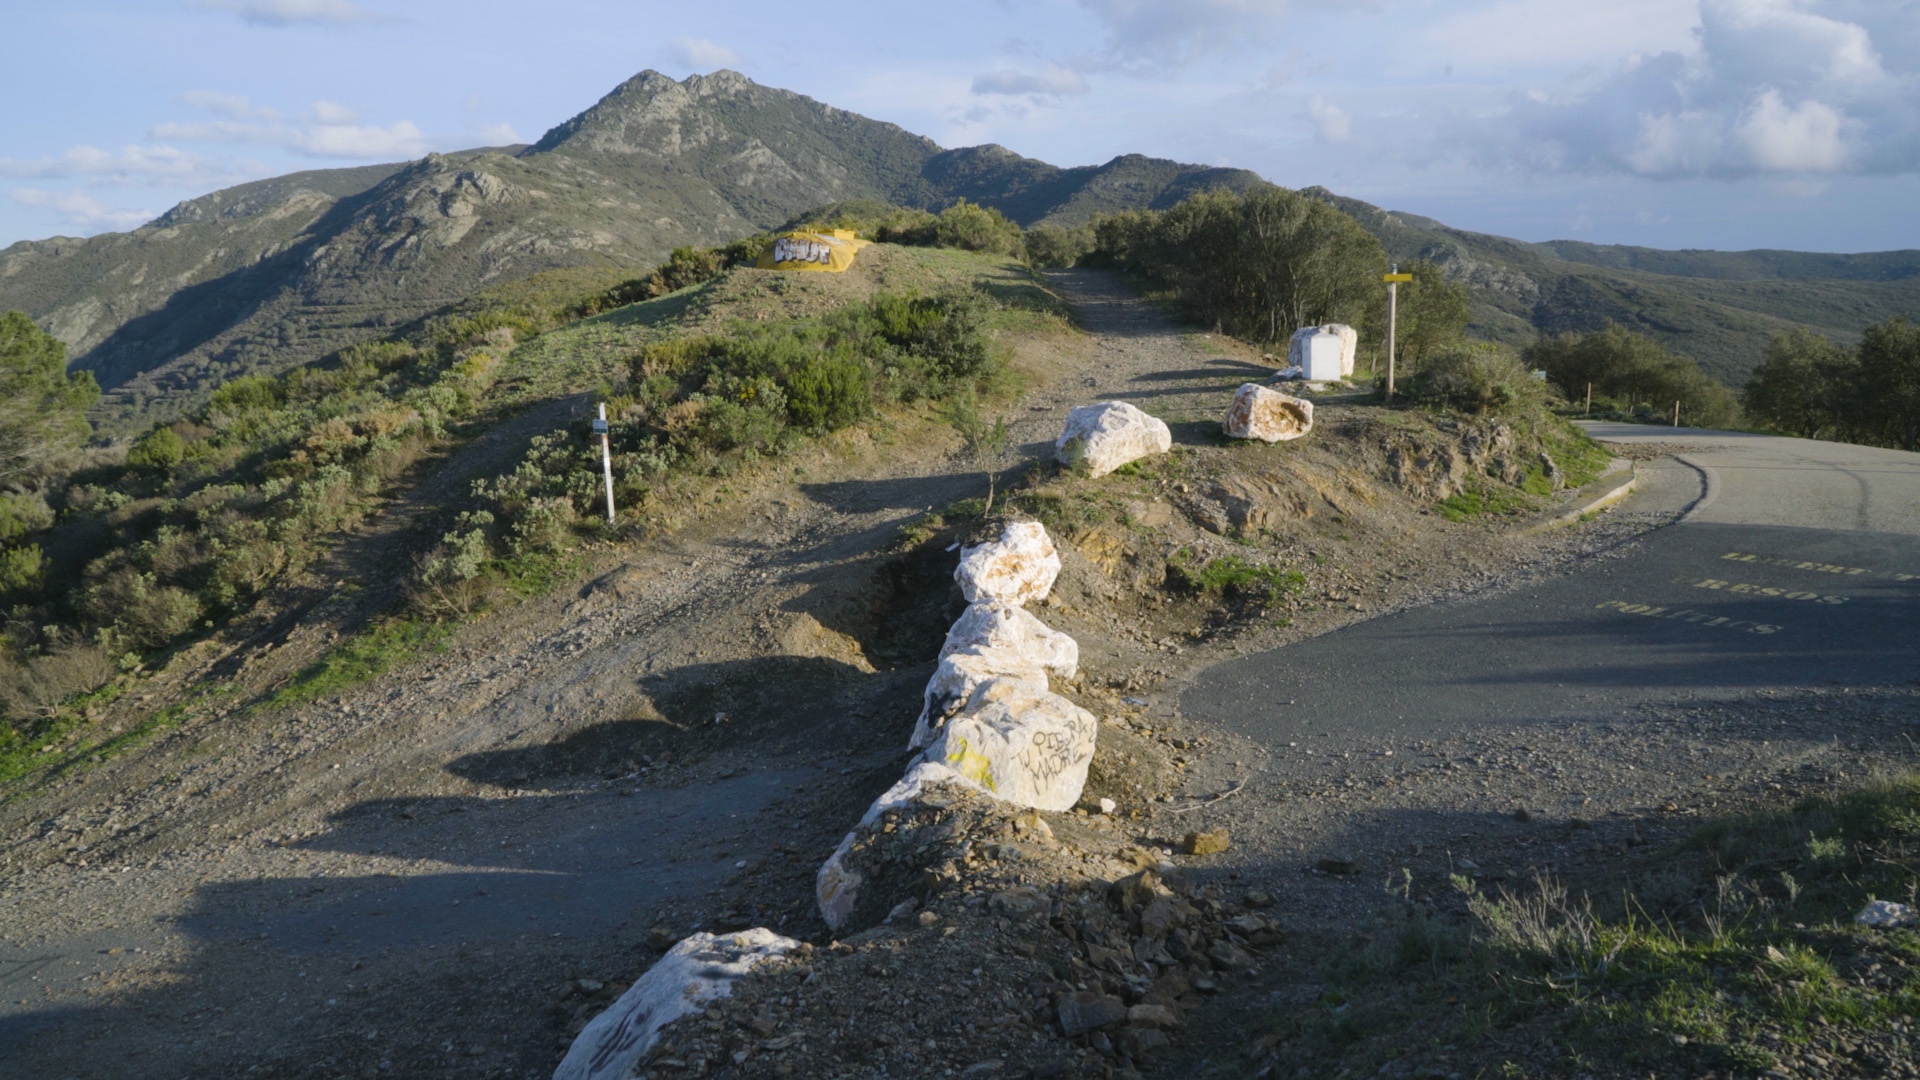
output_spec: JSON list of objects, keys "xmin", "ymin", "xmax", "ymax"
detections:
[{"xmin": 6, "ymin": 270, "xmax": 1908, "ymax": 1080}]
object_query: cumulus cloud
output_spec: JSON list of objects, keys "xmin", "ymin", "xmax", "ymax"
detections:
[
  {"xmin": 152, "ymin": 116, "xmax": 430, "ymax": 159},
  {"xmin": 185, "ymin": 0, "xmax": 384, "ymax": 26},
  {"xmin": 1486, "ymin": 0, "xmax": 1918, "ymax": 178},
  {"xmin": 670, "ymin": 37, "xmax": 742, "ymax": 70},
  {"xmin": 476, "ymin": 122, "xmax": 523, "ymax": 146},
  {"xmin": 151, "ymin": 93, "xmax": 432, "ymax": 159},
  {"xmin": 0, "ymin": 144, "xmax": 228, "ymax": 186},
  {"xmin": 10, "ymin": 189, "xmax": 156, "ymax": 232},
  {"xmin": 308, "ymin": 100, "xmax": 360, "ymax": 125},
  {"xmin": 971, "ymin": 66, "xmax": 1090, "ymax": 98},
  {"xmin": 180, "ymin": 89, "xmax": 280, "ymax": 121},
  {"xmin": 1306, "ymin": 95, "xmax": 1351, "ymax": 142}
]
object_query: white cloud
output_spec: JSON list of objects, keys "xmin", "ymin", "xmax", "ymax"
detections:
[
  {"xmin": 309, "ymin": 100, "xmax": 360, "ymax": 125},
  {"xmin": 152, "ymin": 100, "xmax": 432, "ymax": 159},
  {"xmin": 10, "ymin": 189, "xmax": 156, "ymax": 232},
  {"xmin": 1478, "ymin": 0, "xmax": 1918, "ymax": 178},
  {"xmin": 670, "ymin": 37, "xmax": 742, "ymax": 70},
  {"xmin": 0, "ymin": 144, "xmax": 227, "ymax": 186},
  {"xmin": 477, "ymin": 122, "xmax": 522, "ymax": 146},
  {"xmin": 185, "ymin": 0, "xmax": 384, "ymax": 26},
  {"xmin": 1306, "ymin": 95, "xmax": 1351, "ymax": 142},
  {"xmin": 1425, "ymin": 0, "xmax": 1698, "ymax": 69},
  {"xmin": 972, "ymin": 66, "xmax": 1090, "ymax": 98},
  {"xmin": 180, "ymin": 89, "xmax": 280, "ymax": 121},
  {"xmin": 1738, "ymin": 89, "xmax": 1851, "ymax": 171}
]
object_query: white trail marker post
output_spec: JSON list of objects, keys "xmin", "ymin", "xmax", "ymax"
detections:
[
  {"xmin": 595, "ymin": 403, "xmax": 615, "ymax": 524},
  {"xmin": 1383, "ymin": 266, "xmax": 1412, "ymax": 402}
]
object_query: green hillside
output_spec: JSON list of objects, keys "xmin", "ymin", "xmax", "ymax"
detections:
[{"xmin": 1307, "ymin": 189, "xmax": 1920, "ymax": 386}]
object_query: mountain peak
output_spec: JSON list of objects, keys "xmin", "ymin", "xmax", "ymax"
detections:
[{"xmin": 524, "ymin": 68, "xmax": 791, "ymax": 157}]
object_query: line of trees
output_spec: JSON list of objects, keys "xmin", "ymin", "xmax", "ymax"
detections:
[
  {"xmin": 1744, "ymin": 319, "xmax": 1920, "ymax": 451},
  {"xmin": 1525, "ymin": 324, "xmax": 1743, "ymax": 429}
]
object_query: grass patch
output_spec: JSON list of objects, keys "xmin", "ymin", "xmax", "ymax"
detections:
[
  {"xmin": 1167, "ymin": 550, "xmax": 1305, "ymax": 604},
  {"xmin": 1438, "ymin": 484, "xmax": 1537, "ymax": 522},
  {"xmin": 1542, "ymin": 418, "xmax": 1616, "ymax": 488},
  {"xmin": 1237, "ymin": 775, "xmax": 1920, "ymax": 1079},
  {"xmin": 264, "ymin": 617, "xmax": 452, "ymax": 711}
]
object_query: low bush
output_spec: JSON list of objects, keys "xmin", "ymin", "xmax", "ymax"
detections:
[{"xmin": 1402, "ymin": 342, "xmax": 1551, "ymax": 418}]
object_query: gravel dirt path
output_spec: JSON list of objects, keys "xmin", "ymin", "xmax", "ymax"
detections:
[{"xmin": 9, "ymin": 269, "xmax": 1896, "ymax": 1080}]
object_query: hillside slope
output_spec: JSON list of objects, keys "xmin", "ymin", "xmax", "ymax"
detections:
[
  {"xmin": 0, "ymin": 71, "xmax": 1258, "ymax": 432},
  {"xmin": 1311, "ymin": 189, "xmax": 1920, "ymax": 384}
]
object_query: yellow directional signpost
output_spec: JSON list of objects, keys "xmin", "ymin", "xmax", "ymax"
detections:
[{"xmin": 1383, "ymin": 266, "xmax": 1413, "ymax": 402}]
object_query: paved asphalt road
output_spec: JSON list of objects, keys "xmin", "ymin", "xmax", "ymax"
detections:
[{"xmin": 1182, "ymin": 425, "xmax": 1920, "ymax": 742}]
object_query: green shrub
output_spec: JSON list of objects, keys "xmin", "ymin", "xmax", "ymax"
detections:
[
  {"xmin": 932, "ymin": 200, "xmax": 1025, "ymax": 256},
  {"xmin": 785, "ymin": 353, "xmax": 870, "ymax": 432},
  {"xmin": 1024, "ymin": 223, "xmax": 1095, "ymax": 268},
  {"xmin": 0, "ymin": 543, "xmax": 47, "ymax": 596},
  {"xmin": 1167, "ymin": 550, "xmax": 1304, "ymax": 603},
  {"xmin": 0, "ymin": 492, "xmax": 54, "ymax": 543},
  {"xmin": 1526, "ymin": 324, "xmax": 1741, "ymax": 429},
  {"xmin": 1403, "ymin": 342, "xmax": 1550, "ymax": 417},
  {"xmin": 127, "ymin": 426, "xmax": 186, "ymax": 471}
]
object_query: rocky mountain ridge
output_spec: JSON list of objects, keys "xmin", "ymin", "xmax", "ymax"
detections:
[{"xmin": 0, "ymin": 70, "xmax": 1260, "ymax": 431}]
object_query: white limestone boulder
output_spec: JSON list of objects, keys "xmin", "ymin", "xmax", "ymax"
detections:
[
  {"xmin": 924, "ymin": 679, "xmax": 1098, "ymax": 812},
  {"xmin": 817, "ymin": 760, "xmax": 985, "ymax": 930},
  {"xmin": 1055, "ymin": 401, "xmax": 1172, "ymax": 478},
  {"xmin": 955, "ymin": 521, "xmax": 1061, "ymax": 607},
  {"xmin": 910, "ymin": 603, "xmax": 1081, "ymax": 746},
  {"xmin": 1223, "ymin": 383, "xmax": 1314, "ymax": 443},
  {"xmin": 553, "ymin": 928, "xmax": 800, "ymax": 1080}
]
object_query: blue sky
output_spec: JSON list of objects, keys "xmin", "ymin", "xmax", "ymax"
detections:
[{"xmin": 3, "ymin": 0, "xmax": 1917, "ymax": 252}]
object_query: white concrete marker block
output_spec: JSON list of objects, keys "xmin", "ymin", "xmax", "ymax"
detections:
[
  {"xmin": 955, "ymin": 521, "xmax": 1061, "ymax": 607},
  {"xmin": 553, "ymin": 928, "xmax": 800, "ymax": 1080},
  {"xmin": 1288, "ymin": 324, "xmax": 1357, "ymax": 379},
  {"xmin": 1223, "ymin": 383, "xmax": 1314, "ymax": 443},
  {"xmin": 1055, "ymin": 401, "xmax": 1172, "ymax": 478}
]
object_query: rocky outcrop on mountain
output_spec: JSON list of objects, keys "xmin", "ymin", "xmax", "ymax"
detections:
[{"xmin": 0, "ymin": 72, "xmax": 1260, "ymax": 431}]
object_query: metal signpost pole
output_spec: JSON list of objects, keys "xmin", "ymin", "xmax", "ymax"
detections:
[
  {"xmin": 595, "ymin": 403, "xmax": 615, "ymax": 524},
  {"xmin": 1382, "ymin": 266, "xmax": 1412, "ymax": 402}
]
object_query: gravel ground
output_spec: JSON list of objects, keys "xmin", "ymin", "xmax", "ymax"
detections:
[{"xmin": 7, "ymin": 269, "xmax": 1896, "ymax": 1080}]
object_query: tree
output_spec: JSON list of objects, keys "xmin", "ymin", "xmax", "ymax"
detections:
[
  {"xmin": 1524, "ymin": 323, "xmax": 1741, "ymax": 429},
  {"xmin": 943, "ymin": 394, "xmax": 1012, "ymax": 516},
  {"xmin": 1088, "ymin": 186, "xmax": 1387, "ymax": 345},
  {"xmin": 1854, "ymin": 317, "xmax": 1920, "ymax": 451},
  {"xmin": 1743, "ymin": 330, "xmax": 1852, "ymax": 439},
  {"xmin": 1396, "ymin": 260, "xmax": 1471, "ymax": 367},
  {"xmin": 0, "ymin": 311, "xmax": 98, "ymax": 487}
]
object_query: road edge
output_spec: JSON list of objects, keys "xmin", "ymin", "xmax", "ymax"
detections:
[{"xmin": 1522, "ymin": 459, "xmax": 1640, "ymax": 535}]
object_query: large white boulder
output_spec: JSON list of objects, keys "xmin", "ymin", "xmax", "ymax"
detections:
[
  {"xmin": 1288, "ymin": 324, "xmax": 1356, "ymax": 379},
  {"xmin": 924, "ymin": 679, "xmax": 1098, "ymax": 812},
  {"xmin": 553, "ymin": 928, "xmax": 801, "ymax": 1080},
  {"xmin": 1223, "ymin": 383, "xmax": 1314, "ymax": 443},
  {"xmin": 911, "ymin": 603, "xmax": 1080, "ymax": 748},
  {"xmin": 817, "ymin": 760, "xmax": 985, "ymax": 930},
  {"xmin": 955, "ymin": 521, "xmax": 1061, "ymax": 607},
  {"xmin": 1055, "ymin": 401, "xmax": 1172, "ymax": 478}
]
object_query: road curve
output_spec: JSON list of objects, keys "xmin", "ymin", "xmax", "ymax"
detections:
[
  {"xmin": 1580, "ymin": 422, "xmax": 1920, "ymax": 536},
  {"xmin": 1181, "ymin": 425, "xmax": 1920, "ymax": 743}
]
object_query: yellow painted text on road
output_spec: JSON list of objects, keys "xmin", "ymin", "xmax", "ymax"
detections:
[
  {"xmin": 1595, "ymin": 600, "xmax": 1782, "ymax": 634},
  {"xmin": 1692, "ymin": 579, "xmax": 1846, "ymax": 603},
  {"xmin": 1722, "ymin": 552, "xmax": 1918, "ymax": 582}
]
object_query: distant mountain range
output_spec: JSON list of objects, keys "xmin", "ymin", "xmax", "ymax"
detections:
[
  {"xmin": 1311, "ymin": 191, "xmax": 1920, "ymax": 385},
  {"xmin": 1, "ymin": 69, "xmax": 1914, "ymax": 429}
]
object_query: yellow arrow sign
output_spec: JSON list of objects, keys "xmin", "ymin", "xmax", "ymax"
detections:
[{"xmin": 1383, "ymin": 273, "xmax": 1413, "ymax": 283}]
